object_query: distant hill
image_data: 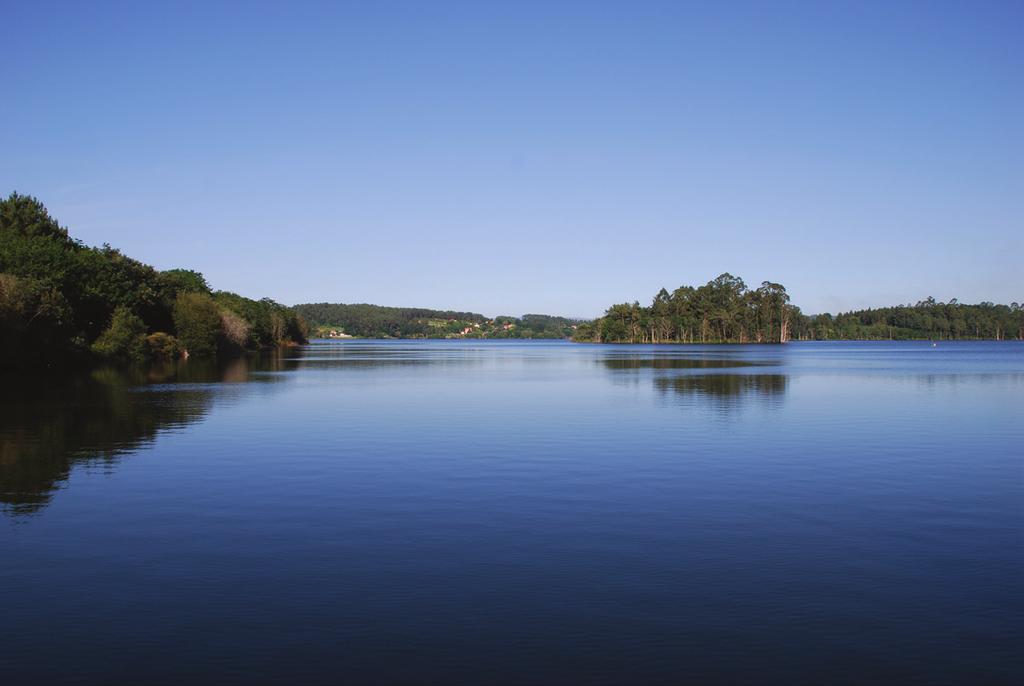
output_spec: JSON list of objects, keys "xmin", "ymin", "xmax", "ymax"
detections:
[{"xmin": 293, "ymin": 302, "xmax": 583, "ymax": 339}]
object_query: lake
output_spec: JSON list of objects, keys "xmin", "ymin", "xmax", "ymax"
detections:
[{"xmin": 2, "ymin": 340, "xmax": 1022, "ymax": 684}]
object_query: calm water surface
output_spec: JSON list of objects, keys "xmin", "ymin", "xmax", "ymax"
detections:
[{"xmin": 2, "ymin": 341, "xmax": 1022, "ymax": 684}]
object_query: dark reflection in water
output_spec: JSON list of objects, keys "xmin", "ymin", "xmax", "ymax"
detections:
[
  {"xmin": 298, "ymin": 341, "xmax": 506, "ymax": 369},
  {"xmin": 294, "ymin": 355, "xmax": 481, "ymax": 370},
  {"xmin": 602, "ymin": 356, "xmax": 772, "ymax": 369},
  {"xmin": 653, "ymin": 372, "xmax": 788, "ymax": 402},
  {"xmin": 601, "ymin": 354, "xmax": 787, "ymax": 411},
  {"xmin": 0, "ymin": 352, "xmax": 296, "ymax": 515}
]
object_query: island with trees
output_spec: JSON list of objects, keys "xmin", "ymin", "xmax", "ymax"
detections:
[
  {"xmin": 0, "ymin": 192, "xmax": 307, "ymax": 369},
  {"xmin": 573, "ymin": 274, "xmax": 797, "ymax": 344}
]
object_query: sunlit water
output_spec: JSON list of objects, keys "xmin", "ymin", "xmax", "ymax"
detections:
[{"xmin": 2, "ymin": 341, "xmax": 1022, "ymax": 684}]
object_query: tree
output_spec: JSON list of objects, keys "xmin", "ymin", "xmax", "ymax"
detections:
[
  {"xmin": 219, "ymin": 308, "xmax": 251, "ymax": 351},
  {"xmin": 160, "ymin": 269, "xmax": 210, "ymax": 295},
  {"xmin": 0, "ymin": 273, "xmax": 73, "ymax": 359},
  {"xmin": 173, "ymin": 292, "xmax": 222, "ymax": 357},
  {"xmin": 650, "ymin": 288, "xmax": 672, "ymax": 342},
  {"xmin": 0, "ymin": 192, "xmax": 71, "ymax": 242},
  {"xmin": 755, "ymin": 282, "xmax": 791, "ymax": 343},
  {"xmin": 71, "ymin": 245, "xmax": 162, "ymax": 340}
]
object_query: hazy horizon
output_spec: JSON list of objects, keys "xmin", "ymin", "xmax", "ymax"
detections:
[{"xmin": 4, "ymin": 1, "xmax": 1021, "ymax": 318}]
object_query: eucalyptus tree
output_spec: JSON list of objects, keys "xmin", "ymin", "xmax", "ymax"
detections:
[{"xmin": 755, "ymin": 281, "xmax": 790, "ymax": 343}]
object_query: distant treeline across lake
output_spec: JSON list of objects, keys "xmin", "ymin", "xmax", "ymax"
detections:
[
  {"xmin": 2, "ymin": 192, "xmax": 1021, "ymax": 371},
  {"xmin": 297, "ymin": 286, "xmax": 1023, "ymax": 345},
  {"xmin": 572, "ymin": 274, "xmax": 1023, "ymax": 344}
]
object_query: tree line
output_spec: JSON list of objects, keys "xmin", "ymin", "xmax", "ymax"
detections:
[
  {"xmin": 0, "ymin": 193, "xmax": 307, "ymax": 368},
  {"xmin": 573, "ymin": 274, "xmax": 1023, "ymax": 343},
  {"xmin": 813, "ymin": 298, "xmax": 1022, "ymax": 341},
  {"xmin": 293, "ymin": 302, "xmax": 580, "ymax": 339}
]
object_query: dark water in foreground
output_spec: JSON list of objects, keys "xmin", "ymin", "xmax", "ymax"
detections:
[{"xmin": 2, "ymin": 341, "xmax": 1022, "ymax": 684}]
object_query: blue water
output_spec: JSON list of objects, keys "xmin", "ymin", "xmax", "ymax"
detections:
[{"xmin": 2, "ymin": 341, "xmax": 1022, "ymax": 684}]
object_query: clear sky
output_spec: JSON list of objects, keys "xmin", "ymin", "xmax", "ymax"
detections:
[{"xmin": 3, "ymin": 1, "xmax": 1021, "ymax": 317}]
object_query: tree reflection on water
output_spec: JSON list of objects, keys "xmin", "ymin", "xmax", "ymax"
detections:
[
  {"xmin": 601, "ymin": 354, "xmax": 788, "ymax": 411},
  {"xmin": 0, "ymin": 352, "xmax": 297, "ymax": 516}
]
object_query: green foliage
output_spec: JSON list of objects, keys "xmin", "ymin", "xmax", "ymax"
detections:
[
  {"xmin": 516, "ymin": 314, "xmax": 579, "ymax": 338},
  {"xmin": 0, "ymin": 192, "xmax": 307, "ymax": 368},
  {"xmin": 0, "ymin": 272, "xmax": 74, "ymax": 360},
  {"xmin": 572, "ymin": 321, "xmax": 596, "ymax": 341},
  {"xmin": 0, "ymin": 192, "xmax": 71, "ymax": 242},
  {"xmin": 91, "ymin": 306, "xmax": 148, "ymax": 362},
  {"xmin": 213, "ymin": 292, "xmax": 307, "ymax": 347},
  {"xmin": 160, "ymin": 269, "xmax": 210, "ymax": 295},
  {"xmin": 173, "ymin": 292, "xmax": 222, "ymax": 357},
  {"xmin": 71, "ymin": 245, "xmax": 163, "ymax": 341}
]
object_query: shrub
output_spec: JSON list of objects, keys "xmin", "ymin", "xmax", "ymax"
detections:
[
  {"xmin": 91, "ymin": 306, "xmax": 147, "ymax": 361},
  {"xmin": 219, "ymin": 308, "xmax": 250, "ymax": 350},
  {"xmin": 145, "ymin": 332, "xmax": 180, "ymax": 361},
  {"xmin": 173, "ymin": 292, "xmax": 221, "ymax": 357}
]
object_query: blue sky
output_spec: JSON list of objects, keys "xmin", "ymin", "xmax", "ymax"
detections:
[{"xmin": 3, "ymin": 1, "xmax": 1021, "ymax": 317}]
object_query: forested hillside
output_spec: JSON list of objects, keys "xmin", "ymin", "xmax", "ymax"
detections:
[
  {"xmin": 294, "ymin": 303, "xmax": 580, "ymax": 339},
  {"xmin": 0, "ymin": 193, "xmax": 307, "ymax": 367},
  {"xmin": 295, "ymin": 303, "xmax": 487, "ymax": 338},
  {"xmin": 573, "ymin": 274, "xmax": 1022, "ymax": 343}
]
